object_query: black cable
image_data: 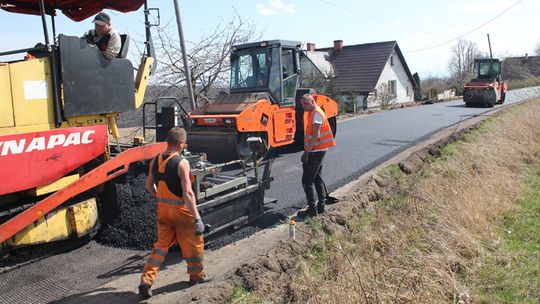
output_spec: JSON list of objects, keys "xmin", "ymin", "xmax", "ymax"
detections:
[
  {"xmin": 404, "ymin": 0, "xmax": 522, "ymax": 53},
  {"xmin": 318, "ymin": 0, "xmax": 451, "ymax": 38}
]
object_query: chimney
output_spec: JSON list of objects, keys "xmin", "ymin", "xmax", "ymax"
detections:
[
  {"xmin": 333, "ymin": 40, "xmax": 343, "ymax": 53},
  {"xmin": 307, "ymin": 42, "xmax": 316, "ymax": 52}
]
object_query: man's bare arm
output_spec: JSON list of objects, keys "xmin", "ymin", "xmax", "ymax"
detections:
[
  {"xmin": 178, "ymin": 159, "xmax": 200, "ymax": 219},
  {"xmin": 145, "ymin": 158, "xmax": 157, "ymax": 197}
]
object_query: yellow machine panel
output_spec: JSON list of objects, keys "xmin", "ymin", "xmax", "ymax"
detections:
[
  {"xmin": 0, "ymin": 63, "xmax": 14, "ymax": 127},
  {"xmin": 68, "ymin": 198, "xmax": 99, "ymax": 238},
  {"xmin": 2, "ymin": 198, "xmax": 99, "ymax": 250},
  {"xmin": 27, "ymin": 174, "xmax": 80, "ymax": 197},
  {"xmin": 9, "ymin": 58, "xmax": 55, "ymax": 127}
]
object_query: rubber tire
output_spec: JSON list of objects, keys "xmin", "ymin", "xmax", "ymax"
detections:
[
  {"xmin": 465, "ymin": 102, "xmax": 472, "ymax": 107},
  {"xmin": 499, "ymin": 92, "xmax": 506, "ymax": 104},
  {"xmin": 328, "ymin": 116, "xmax": 337, "ymax": 138}
]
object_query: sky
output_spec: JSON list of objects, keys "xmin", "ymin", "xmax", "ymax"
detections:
[{"xmin": 1, "ymin": 0, "xmax": 538, "ymax": 78}]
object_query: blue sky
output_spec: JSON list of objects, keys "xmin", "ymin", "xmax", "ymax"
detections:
[{"xmin": 1, "ymin": 0, "xmax": 538, "ymax": 78}]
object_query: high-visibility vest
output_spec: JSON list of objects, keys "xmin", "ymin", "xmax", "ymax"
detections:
[
  {"xmin": 304, "ymin": 106, "xmax": 336, "ymax": 151},
  {"xmin": 152, "ymin": 153, "xmax": 186, "ymax": 206}
]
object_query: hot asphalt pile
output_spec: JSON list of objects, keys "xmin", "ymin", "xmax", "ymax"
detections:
[{"xmin": 96, "ymin": 168, "xmax": 158, "ymax": 250}]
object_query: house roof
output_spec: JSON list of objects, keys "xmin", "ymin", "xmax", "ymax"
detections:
[
  {"xmin": 503, "ymin": 55, "xmax": 540, "ymax": 79},
  {"xmin": 303, "ymin": 51, "xmax": 334, "ymax": 75},
  {"xmin": 315, "ymin": 41, "xmax": 417, "ymax": 93}
]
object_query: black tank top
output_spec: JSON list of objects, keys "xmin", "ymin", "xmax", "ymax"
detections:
[{"xmin": 152, "ymin": 154, "xmax": 184, "ymax": 198}]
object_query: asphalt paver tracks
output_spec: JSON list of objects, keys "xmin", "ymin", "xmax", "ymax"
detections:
[{"xmin": 0, "ymin": 242, "xmax": 147, "ymax": 304}]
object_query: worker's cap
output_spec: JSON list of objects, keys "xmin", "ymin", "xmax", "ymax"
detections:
[{"xmin": 92, "ymin": 12, "xmax": 111, "ymax": 26}]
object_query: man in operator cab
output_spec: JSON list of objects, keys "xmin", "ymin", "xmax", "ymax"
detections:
[{"xmin": 83, "ymin": 12, "xmax": 121, "ymax": 60}]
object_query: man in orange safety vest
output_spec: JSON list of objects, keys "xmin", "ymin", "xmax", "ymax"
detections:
[
  {"xmin": 298, "ymin": 94, "xmax": 336, "ymax": 218},
  {"xmin": 138, "ymin": 127, "xmax": 211, "ymax": 299}
]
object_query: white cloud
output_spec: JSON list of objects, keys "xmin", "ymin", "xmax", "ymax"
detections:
[
  {"xmin": 256, "ymin": 0, "xmax": 296, "ymax": 16},
  {"xmin": 256, "ymin": 4, "xmax": 278, "ymax": 16}
]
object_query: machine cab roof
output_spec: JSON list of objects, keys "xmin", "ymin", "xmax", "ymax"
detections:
[{"xmin": 229, "ymin": 40, "xmax": 302, "ymax": 106}]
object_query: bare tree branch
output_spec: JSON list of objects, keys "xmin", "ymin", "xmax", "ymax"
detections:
[
  {"xmin": 447, "ymin": 39, "xmax": 480, "ymax": 88},
  {"xmin": 152, "ymin": 11, "xmax": 262, "ymax": 107}
]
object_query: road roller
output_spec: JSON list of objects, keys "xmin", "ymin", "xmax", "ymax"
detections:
[
  {"xmin": 186, "ymin": 40, "xmax": 339, "ymax": 163},
  {"xmin": 463, "ymin": 34, "xmax": 507, "ymax": 108}
]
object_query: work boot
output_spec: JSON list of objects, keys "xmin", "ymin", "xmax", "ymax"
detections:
[
  {"xmin": 297, "ymin": 204, "xmax": 318, "ymax": 218},
  {"xmin": 317, "ymin": 201, "xmax": 325, "ymax": 214},
  {"xmin": 138, "ymin": 283, "xmax": 152, "ymax": 299},
  {"xmin": 189, "ymin": 275, "xmax": 213, "ymax": 286},
  {"xmin": 325, "ymin": 195, "xmax": 339, "ymax": 205}
]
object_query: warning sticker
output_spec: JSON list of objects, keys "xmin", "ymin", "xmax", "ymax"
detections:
[{"xmin": 23, "ymin": 80, "xmax": 48, "ymax": 100}]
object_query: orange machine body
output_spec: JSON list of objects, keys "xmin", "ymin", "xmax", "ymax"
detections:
[{"xmin": 189, "ymin": 94, "xmax": 338, "ymax": 149}]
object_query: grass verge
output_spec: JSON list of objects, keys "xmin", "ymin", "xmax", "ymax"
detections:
[
  {"xmin": 471, "ymin": 164, "xmax": 540, "ymax": 303},
  {"xmin": 228, "ymin": 98, "xmax": 540, "ymax": 304}
]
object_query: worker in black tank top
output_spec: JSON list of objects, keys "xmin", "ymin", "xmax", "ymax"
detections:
[{"xmin": 139, "ymin": 127, "xmax": 212, "ymax": 299}]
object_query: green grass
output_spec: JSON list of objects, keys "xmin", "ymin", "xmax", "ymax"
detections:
[
  {"xmin": 472, "ymin": 165, "xmax": 540, "ymax": 303},
  {"xmin": 228, "ymin": 285, "xmax": 262, "ymax": 304}
]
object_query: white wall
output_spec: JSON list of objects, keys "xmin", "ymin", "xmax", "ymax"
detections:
[{"xmin": 375, "ymin": 49, "xmax": 414, "ymax": 104}]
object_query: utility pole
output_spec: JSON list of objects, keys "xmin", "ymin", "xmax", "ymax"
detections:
[
  {"xmin": 487, "ymin": 33, "xmax": 493, "ymax": 60},
  {"xmin": 173, "ymin": 0, "xmax": 196, "ymax": 110}
]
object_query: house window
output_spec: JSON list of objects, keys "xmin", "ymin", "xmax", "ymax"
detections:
[
  {"xmin": 388, "ymin": 80, "xmax": 397, "ymax": 95},
  {"xmin": 406, "ymin": 86, "xmax": 409, "ymax": 96},
  {"xmin": 390, "ymin": 56, "xmax": 394, "ymax": 66}
]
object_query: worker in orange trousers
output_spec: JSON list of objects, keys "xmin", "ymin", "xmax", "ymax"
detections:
[{"xmin": 138, "ymin": 127, "xmax": 211, "ymax": 299}]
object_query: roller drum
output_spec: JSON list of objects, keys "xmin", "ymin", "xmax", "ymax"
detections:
[{"xmin": 187, "ymin": 127, "xmax": 247, "ymax": 163}]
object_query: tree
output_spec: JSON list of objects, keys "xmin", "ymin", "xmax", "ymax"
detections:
[
  {"xmin": 152, "ymin": 12, "xmax": 261, "ymax": 108},
  {"xmin": 420, "ymin": 75, "xmax": 446, "ymax": 100},
  {"xmin": 369, "ymin": 82, "xmax": 396, "ymax": 108},
  {"xmin": 299, "ymin": 59, "xmax": 329, "ymax": 94},
  {"xmin": 448, "ymin": 39, "xmax": 480, "ymax": 88},
  {"xmin": 413, "ymin": 72, "xmax": 422, "ymax": 101},
  {"xmin": 319, "ymin": 72, "xmax": 337, "ymax": 98}
]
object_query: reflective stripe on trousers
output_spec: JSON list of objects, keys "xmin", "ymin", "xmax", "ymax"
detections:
[
  {"xmin": 141, "ymin": 204, "xmax": 205, "ymax": 286},
  {"xmin": 157, "ymin": 197, "xmax": 185, "ymax": 205}
]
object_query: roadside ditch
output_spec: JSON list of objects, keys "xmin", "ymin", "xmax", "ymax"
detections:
[{"xmin": 186, "ymin": 98, "xmax": 540, "ymax": 303}]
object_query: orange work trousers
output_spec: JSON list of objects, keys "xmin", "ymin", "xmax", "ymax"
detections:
[{"xmin": 141, "ymin": 203, "xmax": 205, "ymax": 286}]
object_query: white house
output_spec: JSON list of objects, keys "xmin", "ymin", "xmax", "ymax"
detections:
[{"xmin": 301, "ymin": 40, "xmax": 418, "ymax": 108}]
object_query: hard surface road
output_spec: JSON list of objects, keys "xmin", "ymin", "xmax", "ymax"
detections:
[
  {"xmin": 1, "ymin": 87, "xmax": 538, "ymax": 304},
  {"xmin": 264, "ymin": 86, "xmax": 539, "ymax": 218}
]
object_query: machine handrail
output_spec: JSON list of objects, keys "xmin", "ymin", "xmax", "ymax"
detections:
[
  {"xmin": 0, "ymin": 46, "xmax": 48, "ymax": 57},
  {"xmin": 142, "ymin": 96, "xmax": 194, "ymax": 140}
]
